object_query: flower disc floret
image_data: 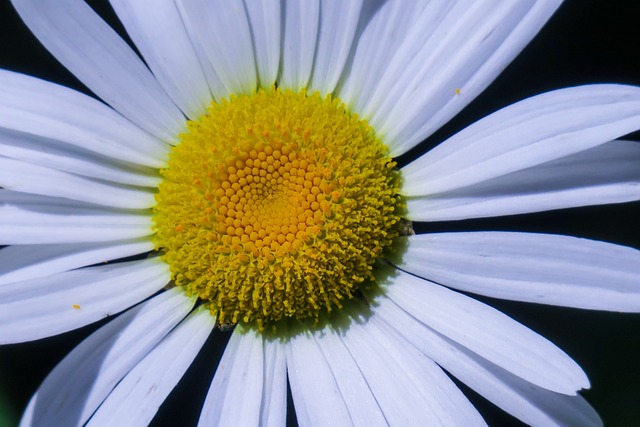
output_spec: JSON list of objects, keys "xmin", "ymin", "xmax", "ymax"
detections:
[{"xmin": 153, "ymin": 88, "xmax": 401, "ymax": 328}]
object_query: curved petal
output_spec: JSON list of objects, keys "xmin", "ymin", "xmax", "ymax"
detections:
[
  {"xmin": 0, "ymin": 238, "xmax": 153, "ymax": 286},
  {"xmin": 336, "ymin": 307, "xmax": 486, "ymax": 426},
  {"xmin": 402, "ymin": 85, "xmax": 640, "ymax": 196},
  {"xmin": 0, "ymin": 258, "xmax": 170, "ymax": 344},
  {"xmin": 286, "ymin": 327, "xmax": 352, "ymax": 426},
  {"xmin": 391, "ymin": 232, "xmax": 640, "ymax": 312},
  {"xmin": 406, "ymin": 140, "xmax": 640, "ymax": 221},
  {"xmin": 260, "ymin": 338, "xmax": 287, "ymax": 427},
  {"xmin": 176, "ymin": 0, "xmax": 257, "ymax": 98},
  {"xmin": 279, "ymin": 0, "xmax": 320, "ymax": 91},
  {"xmin": 0, "ymin": 157, "xmax": 155, "ymax": 209},
  {"xmin": 0, "ymin": 128, "xmax": 161, "ymax": 187},
  {"xmin": 109, "ymin": 0, "xmax": 213, "ymax": 119},
  {"xmin": 372, "ymin": 296, "xmax": 602, "ymax": 427},
  {"xmin": 338, "ymin": 0, "xmax": 427, "ymax": 113},
  {"xmin": 20, "ymin": 289, "xmax": 195, "ymax": 427},
  {"xmin": 308, "ymin": 0, "xmax": 363, "ymax": 95},
  {"xmin": 11, "ymin": 0, "xmax": 186, "ymax": 141},
  {"xmin": 312, "ymin": 325, "xmax": 387, "ymax": 426},
  {"xmin": 87, "ymin": 306, "xmax": 214, "ymax": 427},
  {"xmin": 0, "ymin": 191, "xmax": 152, "ymax": 244},
  {"xmin": 366, "ymin": 0, "xmax": 562, "ymax": 155},
  {"xmin": 0, "ymin": 70, "xmax": 168, "ymax": 168},
  {"xmin": 198, "ymin": 329, "xmax": 265, "ymax": 427},
  {"xmin": 377, "ymin": 263, "xmax": 589, "ymax": 395},
  {"xmin": 244, "ymin": 0, "xmax": 282, "ymax": 88}
]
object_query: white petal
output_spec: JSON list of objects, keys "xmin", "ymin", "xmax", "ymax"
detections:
[
  {"xmin": 372, "ymin": 296, "xmax": 602, "ymax": 427},
  {"xmin": 198, "ymin": 329, "xmax": 265, "ymax": 427},
  {"xmin": 405, "ymin": 139, "xmax": 640, "ymax": 221},
  {"xmin": 244, "ymin": 0, "xmax": 282, "ymax": 88},
  {"xmin": 312, "ymin": 325, "xmax": 387, "ymax": 426},
  {"xmin": 402, "ymin": 85, "xmax": 640, "ymax": 196},
  {"xmin": 0, "ymin": 191, "xmax": 152, "ymax": 244},
  {"xmin": 109, "ymin": 0, "xmax": 212, "ymax": 119},
  {"xmin": 0, "ymin": 70, "xmax": 168, "ymax": 168},
  {"xmin": 336, "ymin": 307, "xmax": 486, "ymax": 426},
  {"xmin": 260, "ymin": 338, "xmax": 287, "ymax": 427},
  {"xmin": 338, "ymin": 1, "xmax": 427, "ymax": 112},
  {"xmin": 0, "ymin": 128, "xmax": 161, "ymax": 187},
  {"xmin": 11, "ymin": 0, "xmax": 186, "ymax": 141},
  {"xmin": 377, "ymin": 263, "xmax": 589, "ymax": 394},
  {"xmin": 87, "ymin": 306, "xmax": 214, "ymax": 427},
  {"xmin": 279, "ymin": 0, "xmax": 320, "ymax": 91},
  {"xmin": 286, "ymin": 327, "xmax": 352, "ymax": 427},
  {"xmin": 308, "ymin": 0, "xmax": 363, "ymax": 95},
  {"xmin": 392, "ymin": 232, "xmax": 640, "ymax": 312},
  {"xmin": 0, "ymin": 238, "xmax": 153, "ymax": 286},
  {"xmin": 367, "ymin": 1, "xmax": 562, "ymax": 155},
  {"xmin": 20, "ymin": 289, "xmax": 195, "ymax": 427},
  {"xmin": 0, "ymin": 258, "xmax": 170, "ymax": 343},
  {"xmin": 0, "ymin": 157, "xmax": 155, "ymax": 209},
  {"xmin": 176, "ymin": 0, "xmax": 257, "ymax": 98}
]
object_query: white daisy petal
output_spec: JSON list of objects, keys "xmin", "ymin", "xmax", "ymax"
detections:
[
  {"xmin": 198, "ymin": 329, "xmax": 265, "ymax": 427},
  {"xmin": 87, "ymin": 305, "xmax": 214, "ymax": 427},
  {"xmin": 0, "ymin": 157, "xmax": 155, "ymax": 209},
  {"xmin": 244, "ymin": 0, "xmax": 282, "ymax": 88},
  {"xmin": 0, "ymin": 70, "xmax": 168, "ymax": 168},
  {"xmin": 368, "ymin": 1, "xmax": 562, "ymax": 155},
  {"xmin": 176, "ymin": 0, "xmax": 257, "ymax": 98},
  {"xmin": 0, "ymin": 258, "xmax": 169, "ymax": 344},
  {"xmin": 372, "ymin": 296, "xmax": 602, "ymax": 427},
  {"xmin": 10, "ymin": 0, "xmax": 185, "ymax": 141},
  {"xmin": 308, "ymin": 0, "xmax": 363, "ymax": 95},
  {"xmin": 279, "ymin": 0, "xmax": 320, "ymax": 91},
  {"xmin": 109, "ymin": 0, "xmax": 213, "ymax": 120},
  {"xmin": 286, "ymin": 327, "xmax": 352, "ymax": 426},
  {"xmin": 337, "ymin": 309, "xmax": 486, "ymax": 426},
  {"xmin": 312, "ymin": 325, "xmax": 387, "ymax": 426},
  {"xmin": 0, "ymin": 128, "xmax": 160, "ymax": 188},
  {"xmin": 406, "ymin": 139, "xmax": 640, "ymax": 221},
  {"xmin": 0, "ymin": 191, "xmax": 152, "ymax": 245},
  {"xmin": 20, "ymin": 288, "xmax": 195, "ymax": 427},
  {"xmin": 377, "ymin": 263, "xmax": 589, "ymax": 395},
  {"xmin": 0, "ymin": 238, "xmax": 153, "ymax": 286},
  {"xmin": 260, "ymin": 338, "xmax": 287, "ymax": 427},
  {"xmin": 392, "ymin": 232, "xmax": 640, "ymax": 312},
  {"xmin": 402, "ymin": 85, "xmax": 640, "ymax": 197},
  {"xmin": 338, "ymin": 0, "xmax": 427, "ymax": 112}
]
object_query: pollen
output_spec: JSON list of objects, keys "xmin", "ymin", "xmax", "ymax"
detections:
[{"xmin": 153, "ymin": 88, "xmax": 401, "ymax": 328}]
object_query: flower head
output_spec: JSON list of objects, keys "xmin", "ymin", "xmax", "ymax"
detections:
[{"xmin": 1, "ymin": 1, "xmax": 640, "ymax": 426}]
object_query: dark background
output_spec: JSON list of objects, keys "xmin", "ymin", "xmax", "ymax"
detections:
[{"xmin": 0, "ymin": 1, "xmax": 639, "ymax": 426}]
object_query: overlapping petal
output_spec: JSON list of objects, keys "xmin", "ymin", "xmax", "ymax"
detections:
[
  {"xmin": 11, "ymin": 0, "xmax": 185, "ymax": 141},
  {"xmin": 0, "ymin": 70, "xmax": 168, "ymax": 168},
  {"xmin": 198, "ymin": 329, "xmax": 269, "ymax": 427},
  {"xmin": 377, "ymin": 263, "xmax": 589, "ymax": 395},
  {"xmin": 392, "ymin": 232, "xmax": 640, "ymax": 311},
  {"xmin": 20, "ymin": 289, "xmax": 195, "ymax": 427},
  {"xmin": 406, "ymin": 140, "xmax": 640, "ymax": 220},
  {"xmin": 372, "ymin": 296, "xmax": 602, "ymax": 427},
  {"xmin": 0, "ymin": 191, "xmax": 153, "ymax": 244},
  {"xmin": 109, "ymin": 0, "xmax": 213, "ymax": 119},
  {"xmin": 402, "ymin": 85, "xmax": 640, "ymax": 198},
  {"xmin": 87, "ymin": 305, "xmax": 213, "ymax": 426},
  {"xmin": 0, "ymin": 258, "xmax": 170, "ymax": 343},
  {"xmin": 0, "ymin": 238, "xmax": 153, "ymax": 286}
]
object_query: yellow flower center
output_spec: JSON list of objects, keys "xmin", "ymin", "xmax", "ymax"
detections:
[{"xmin": 153, "ymin": 88, "xmax": 401, "ymax": 328}]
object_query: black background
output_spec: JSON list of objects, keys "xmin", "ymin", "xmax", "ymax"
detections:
[{"xmin": 0, "ymin": 1, "xmax": 639, "ymax": 426}]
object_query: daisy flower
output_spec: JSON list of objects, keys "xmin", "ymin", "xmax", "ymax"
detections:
[{"xmin": 1, "ymin": 0, "xmax": 640, "ymax": 426}]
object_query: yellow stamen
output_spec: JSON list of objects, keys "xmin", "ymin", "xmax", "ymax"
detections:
[{"xmin": 153, "ymin": 88, "xmax": 401, "ymax": 328}]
